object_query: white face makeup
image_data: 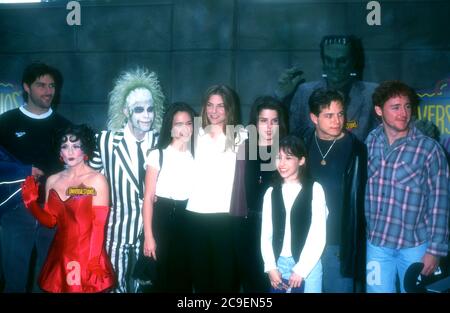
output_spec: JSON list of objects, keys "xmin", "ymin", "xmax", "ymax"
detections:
[
  {"xmin": 125, "ymin": 88, "xmax": 155, "ymax": 136},
  {"xmin": 60, "ymin": 136, "xmax": 85, "ymax": 167}
]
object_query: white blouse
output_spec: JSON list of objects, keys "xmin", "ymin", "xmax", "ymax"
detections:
[
  {"xmin": 260, "ymin": 181, "xmax": 328, "ymax": 279},
  {"xmin": 144, "ymin": 145, "xmax": 194, "ymax": 200},
  {"xmin": 186, "ymin": 128, "xmax": 246, "ymax": 214}
]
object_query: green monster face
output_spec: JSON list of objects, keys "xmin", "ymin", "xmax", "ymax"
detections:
[{"xmin": 322, "ymin": 43, "xmax": 355, "ymax": 90}]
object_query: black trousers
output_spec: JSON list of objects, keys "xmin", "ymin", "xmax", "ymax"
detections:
[
  {"xmin": 187, "ymin": 211, "xmax": 238, "ymax": 293},
  {"xmin": 152, "ymin": 197, "xmax": 192, "ymax": 292},
  {"xmin": 233, "ymin": 213, "xmax": 270, "ymax": 293}
]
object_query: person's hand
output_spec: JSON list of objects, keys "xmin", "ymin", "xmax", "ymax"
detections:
[
  {"xmin": 421, "ymin": 253, "xmax": 440, "ymax": 276},
  {"xmin": 275, "ymin": 66, "xmax": 304, "ymax": 99},
  {"xmin": 21, "ymin": 176, "xmax": 39, "ymax": 207},
  {"xmin": 144, "ymin": 236, "xmax": 157, "ymax": 260},
  {"xmin": 288, "ymin": 272, "xmax": 303, "ymax": 289},
  {"xmin": 268, "ymin": 269, "xmax": 288, "ymax": 290},
  {"xmin": 31, "ymin": 166, "xmax": 44, "ymax": 178},
  {"xmin": 86, "ymin": 256, "xmax": 111, "ymax": 287}
]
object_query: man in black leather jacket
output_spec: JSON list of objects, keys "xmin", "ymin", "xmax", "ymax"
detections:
[{"xmin": 302, "ymin": 88, "xmax": 367, "ymax": 292}]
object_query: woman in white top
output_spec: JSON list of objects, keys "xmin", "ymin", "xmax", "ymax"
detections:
[
  {"xmin": 142, "ymin": 102, "xmax": 196, "ymax": 292},
  {"xmin": 186, "ymin": 85, "xmax": 245, "ymax": 292},
  {"xmin": 261, "ymin": 135, "xmax": 328, "ymax": 293}
]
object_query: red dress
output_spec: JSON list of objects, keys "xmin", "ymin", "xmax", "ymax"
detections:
[{"xmin": 38, "ymin": 189, "xmax": 115, "ymax": 293}]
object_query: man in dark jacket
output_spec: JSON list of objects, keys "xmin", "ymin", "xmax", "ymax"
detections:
[
  {"xmin": 303, "ymin": 88, "xmax": 367, "ymax": 292},
  {"xmin": 0, "ymin": 62, "xmax": 71, "ymax": 292}
]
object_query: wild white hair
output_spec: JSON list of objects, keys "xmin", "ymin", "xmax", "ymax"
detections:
[{"xmin": 107, "ymin": 67, "xmax": 165, "ymax": 131}]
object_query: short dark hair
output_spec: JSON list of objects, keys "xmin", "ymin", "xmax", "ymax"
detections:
[
  {"xmin": 157, "ymin": 102, "xmax": 197, "ymax": 150},
  {"xmin": 308, "ymin": 88, "xmax": 345, "ymax": 116},
  {"xmin": 55, "ymin": 124, "xmax": 96, "ymax": 161},
  {"xmin": 319, "ymin": 35, "xmax": 364, "ymax": 78},
  {"xmin": 372, "ymin": 80, "xmax": 420, "ymax": 109},
  {"xmin": 248, "ymin": 95, "xmax": 288, "ymax": 138},
  {"xmin": 21, "ymin": 62, "xmax": 63, "ymax": 103}
]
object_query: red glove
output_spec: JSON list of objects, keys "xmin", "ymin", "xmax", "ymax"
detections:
[
  {"xmin": 86, "ymin": 256, "xmax": 110, "ymax": 288},
  {"xmin": 87, "ymin": 205, "xmax": 110, "ymax": 282},
  {"xmin": 21, "ymin": 176, "xmax": 39, "ymax": 207},
  {"xmin": 21, "ymin": 176, "xmax": 57, "ymax": 228}
]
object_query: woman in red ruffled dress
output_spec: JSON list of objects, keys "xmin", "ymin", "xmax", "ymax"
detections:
[{"xmin": 21, "ymin": 124, "xmax": 114, "ymax": 293}]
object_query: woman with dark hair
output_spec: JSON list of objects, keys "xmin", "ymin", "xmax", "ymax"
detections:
[
  {"xmin": 260, "ymin": 135, "xmax": 328, "ymax": 293},
  {"xmin": 142, "ymin": 102, "xmax": 196, "ymax": 292},
  {"xmin": 235, "ymin": 96, "xmax": 288, "ymax": 292},
  {"xmin": 20, "ymin": 124, "xmax": 114, "ymax": 293}
]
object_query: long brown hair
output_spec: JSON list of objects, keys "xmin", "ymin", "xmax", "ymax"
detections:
[{"xmin": 200, "ymin": 84, "xmax": 241, "ymax": 151}]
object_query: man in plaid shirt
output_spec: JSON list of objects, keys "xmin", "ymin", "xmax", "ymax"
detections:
[{"xmin": 365, "ymin": 80, "xmax": 449, "ymax": 293}]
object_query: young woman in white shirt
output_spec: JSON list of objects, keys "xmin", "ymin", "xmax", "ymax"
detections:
[
  {"xmin": 142, "ymin": 102, "xmax": 196, "ymax": 292},
  {"xmin": 185, "ymin": 85, "xmax": 245, "ymax": 292},
  {"xmin": 261, "ymin": 135, "xmax": 328, "ymax": 293}
]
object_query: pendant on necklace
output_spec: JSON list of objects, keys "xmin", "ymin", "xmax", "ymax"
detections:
[{"xmin": 320, "ymin": 159, "xmax": 327, "ymax": 166}]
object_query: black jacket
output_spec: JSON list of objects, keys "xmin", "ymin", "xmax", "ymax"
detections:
[{"xmin": 304, "ymin": 129, "xmax": 367, "ymax": 281}]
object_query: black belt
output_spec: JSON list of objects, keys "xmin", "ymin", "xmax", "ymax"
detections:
[{"xmin": 155, "ymin": 196, "xmax": 188, "ymax": 212}]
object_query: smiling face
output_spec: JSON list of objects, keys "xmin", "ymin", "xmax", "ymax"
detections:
[
  {"xmin": 276, "ymin": 149, "xmax": 305, "ymax": 183},
  {"xmin": 124, "ymin": 88, "xmax": 154, "ymax": 139},
  {"xmin": 375, "ymin": 94, "xmax": 412, "ymax": 140},
  {"xmin": 60, "ymin": 135, "xmax": 85, "ymax": 167},
  {"xmin": 23, "ymin": 74, "xmax": 55, "ymax": 113},
  {"xmin": 205, "ymin": 94, "xmax": 227, "ymax": 127}
]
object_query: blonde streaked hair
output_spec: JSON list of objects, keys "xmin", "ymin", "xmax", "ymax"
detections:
[{"xmin": 107, "ymin": 67, "xmax": 165, "ymax": 131}]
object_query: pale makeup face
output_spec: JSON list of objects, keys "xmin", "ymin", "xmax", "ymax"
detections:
[
  {"xmin": 125, "ymin": 88, "xmax": 155, "ymax": 136},
  {"xmin": 23, "ymin": 74, "xmax": 55, "ymax": 112},
  {"xmin": 276, "ymin": 149, "xmax": 305, "ymax": 183},
  {"xmin": 60, "ymin": 137, "xmax": 85, "ymax": 167},
  {"xmin": 171, "ymin": 111, "xmax": 193, "ymax": 142},
  {"xmin": 310, "ymin": 100, "xmax": 345, "ymax": 140},
  {"xmin": 375, "ymin": 95, "xmax": 412, "ymax": 139},
  {"xmin": 257, "ymin": 109, "xmax": 279, "ymax": 146},
  {"xmin": 205, "ymin": 94, "xmax": 226, "ymax": 127}
]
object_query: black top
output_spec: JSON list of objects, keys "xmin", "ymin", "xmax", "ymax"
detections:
[
  {"xmin": 0, "ymin": 108, "xmax": 71, "ymax": 201},
  {"xmin": 245, "ymin": 144, "xmax": 277, "ymax": 214},
  {"xmin": 308, "ymin": 133, "xmax": 352, "ymax": 245}
]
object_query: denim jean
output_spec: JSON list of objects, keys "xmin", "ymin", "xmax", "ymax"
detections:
[
  {"xmin": 274, "ymin": 256, "xmax": 304, "ymax": 293},
  {"xmin": 276, "ymin": 255, "xmax": 323, "ymax": 293},
  {"xmin": 366, "ymin": 240, "xmax": 427, "ymax": 293},
  {"xmin": 0, "ymin": 202, "xmax": 55, "ymax": 292},
  {"xmin": 322, "ymin": 245, "xmax": 354, "ymax": 292},
  {"xmin": 304, "ymin": 259, "xmax": 323, "ymax": 293}
]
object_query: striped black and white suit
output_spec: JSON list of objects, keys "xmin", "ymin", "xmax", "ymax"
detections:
[{"xmin": 90, "ymin": 127, "xmax": 158, "ymax": 292}]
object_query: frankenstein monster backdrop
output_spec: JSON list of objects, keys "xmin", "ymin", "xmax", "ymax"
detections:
[{"xmin": 0, "ymin": 0, "xmax": 449, "ymax": 152}]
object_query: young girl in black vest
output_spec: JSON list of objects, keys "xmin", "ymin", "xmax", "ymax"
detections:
[{"xmin": 260, "ymin": 135, "xmax": 328, "ymax": 293}]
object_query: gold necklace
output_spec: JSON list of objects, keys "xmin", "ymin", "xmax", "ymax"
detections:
[{"xmin": 314, "ymin": 132, "xmax": 337, "ymax": 166}]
